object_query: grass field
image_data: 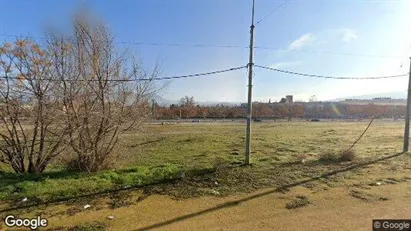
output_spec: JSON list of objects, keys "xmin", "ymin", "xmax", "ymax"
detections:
[{"xmin": 0, "ymin": 120, "xmax": 410, "ymax": 211}]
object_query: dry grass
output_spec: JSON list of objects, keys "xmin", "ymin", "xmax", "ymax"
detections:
[
  {"xmin": 285, "ymin": 195, "xmax": 311, "ymax": 209},
  {"xmin": 318, "ymin": 151, "xmax": 340, "ymax": 162},
  {"xmin": 0, "ymin": 120, "xmax": 409, "ymax": 205},
  {"xmin": 319, "ymin": 149, "xmax": 356, "ymax": 163}
]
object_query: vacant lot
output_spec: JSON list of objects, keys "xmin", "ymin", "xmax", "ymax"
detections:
[{"xmin": 1, "ymin": 120, "xmax": 410, "ymax": 230}]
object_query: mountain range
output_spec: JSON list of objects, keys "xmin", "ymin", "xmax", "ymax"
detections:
[{"xmin": 332, "ymin": 91, "xmax": 407, "ymax": 101}]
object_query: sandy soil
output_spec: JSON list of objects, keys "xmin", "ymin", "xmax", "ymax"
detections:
[{"xmin": 32, "ymin": 181, "xmax": 411, "ymax": 231}]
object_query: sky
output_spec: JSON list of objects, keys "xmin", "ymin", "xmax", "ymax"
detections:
[{"xmin": 0, "ymin": 0, "xmax": 410, "ymax": 103}]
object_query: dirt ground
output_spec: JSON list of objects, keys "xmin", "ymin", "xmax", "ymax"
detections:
[{"xmin": 4, "ymin": 179, "xmax": 407, "ymax": 231}]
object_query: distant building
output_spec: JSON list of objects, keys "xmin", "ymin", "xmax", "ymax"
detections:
[{"xmin": 286, "ymin": 95, "xmax": 293, "ymax": 103}]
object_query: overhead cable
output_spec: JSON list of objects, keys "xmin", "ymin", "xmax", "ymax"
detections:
[
  {"xmin": 255, "ymin": 64, "xmax": 408, "ymax": 80},
  {"xmin": 0, "ymin": 65, "xmax": 248, "ymax": 82}
]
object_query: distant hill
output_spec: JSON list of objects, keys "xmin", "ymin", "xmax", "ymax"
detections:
[
  {"xmin": 152, "ymin": 95, "xmax": 179, "ymax": 106},
  {"xmin": 333, "ymin": 91, "xmax": 407, "ymax": 101}
]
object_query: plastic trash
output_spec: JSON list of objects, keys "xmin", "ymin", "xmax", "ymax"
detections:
[{"xmin": 211, "ymin": 189, "xmax": 220, "ymax": 195}]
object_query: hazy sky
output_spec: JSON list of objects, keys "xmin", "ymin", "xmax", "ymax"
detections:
[{"xmin": 1, "ymin": 0, "xmax": 410, "ymax": 102}]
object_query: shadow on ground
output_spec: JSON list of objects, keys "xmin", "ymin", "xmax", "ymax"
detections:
[
  {"xmin": 134, "ymin": 151, "xmax": 408, "ymax": 231},
  {"xmin": 0, "ymin": 168, "xmax": 216, "ymax": 213}
]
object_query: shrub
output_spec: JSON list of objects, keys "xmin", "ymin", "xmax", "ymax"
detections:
[
  {"xmin": 318, "ymin": 151, "xmax": 340, "ymax": 162},
  {"xmin": 65, "ymin": 156, "xmax": 115, "ymax": 173},
  {"xmin": 319, "ymin": 149, "xmax": 356, "ymax": 163},
  {"xmin": 286, "ymin": 196, "xmax": 311, "ymax": 209},
  {"xmin": 339, "ymin": 149, "xmax": 356, "ymax": 162}
]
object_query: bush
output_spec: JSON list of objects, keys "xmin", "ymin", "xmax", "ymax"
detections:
[
  {"xmin": 66, "ymin": 156, "xmax": 115, "ymax": 173},
  {"xmin": 318, "ymin": 151, "xmax": 340, "ymax": 162},
  {"xmin": 339, "ymin": 149, "xmax": 356, "ymax": 162},
  {"xmin": 319, "ymin": 149, "xmax": 356, "ymax": 163},
  {"xmin": 286, "ymin": 196, "xmax": 311, "ymax": 209}
]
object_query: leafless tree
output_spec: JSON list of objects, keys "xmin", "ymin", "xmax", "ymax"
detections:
[
  {"xmin": 180, "ymin": 96, "xmax": 196, "ymax": 119},
  {"xmin": 0, "ymin": 13, "xmax": 163, "ymax": 173},
  {"xmin": 48, "ymin": 15, "xmax": 160, "ymax": 172},
  {"xmin": 0, "ymin": 40, "xmax": 67, "ymax": 173}
]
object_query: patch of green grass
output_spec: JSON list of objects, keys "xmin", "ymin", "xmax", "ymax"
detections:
[
  {"xmin": 0, "ymin": 164, "xmax": 183, "ymax": 202},
  {"xmin": 45, "ymin": 222, "xmax": 107, "ymax": 231}
]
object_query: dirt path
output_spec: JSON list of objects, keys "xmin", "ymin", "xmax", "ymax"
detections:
[{"xmin": 33, "ymin": 181, "xmax": 411, "ymax": 231}]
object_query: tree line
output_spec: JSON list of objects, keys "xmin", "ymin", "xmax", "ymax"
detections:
[{"xmin": 154, "ymin": 97, "xmax": 406, "ymax": 120}]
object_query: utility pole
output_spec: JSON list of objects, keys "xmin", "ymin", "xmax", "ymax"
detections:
[
  {"xmin": 403, "ymin": 57, "xmax": 411, "ymax": 152},
  {"xmin": 152, "ymin": 99, "xmax": 156, "ymax": 120},
  {"xmin": 245, "ymin": 0, "xmax": 255, "ymax": 165}
]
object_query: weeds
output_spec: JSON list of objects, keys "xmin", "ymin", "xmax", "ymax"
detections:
[
  {"xmin": 319, "ymin": 149, "xmax": 356, "ymax": 163},
  {"xmin": 319, "ymin": 151, "xmax": 340, "ymax": 163},
  {"xmin": 67, "ymin": 222, "xmax": 107, "ymax": 231},
  {"xmin": 285, "ymin": 195, "xmax": 311, "ymax": 209},
  {"xmin": 340, "ymin": 149, "xmax": 356, "ymax": 162},
  {"xmin": 0, "ymin": 121, "xmax": 406, "ymax": 206}
]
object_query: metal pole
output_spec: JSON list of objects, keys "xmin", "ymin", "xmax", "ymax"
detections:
[
  {"xmin": 403, "ymin": 57, "xmax": 411, "ymax": 152},
  {"xmin": 245, "ymin": 0, "xmax": 255, "ymax": 165},
  {"xmin": 152, "ymin": 99, "xmax": 156, "ymax": 120}
]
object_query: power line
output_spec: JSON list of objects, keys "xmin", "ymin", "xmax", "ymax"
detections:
[
  {"xmin": 117, "ymin": 42, "xmax": 247, "ymax": 49},
  {"xmin": 1, "ymin": 33, "xmax": 406, "ymax": 59},
  {"xmin": 149, "ymin": 65, "xmax": 247, "ymax": 80},
  {"xmin": 0, "ymin": 66, "xmax": 247, "ymax": 82},
  {"xmin": 255, "ymin": 0, "xmax": 290, "ymax": 25},
  {"xmin": 255, "ymin": 64, "xmax": 409, "ymax": 80}
]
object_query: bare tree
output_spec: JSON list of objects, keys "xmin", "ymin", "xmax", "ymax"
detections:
[
  {"xmin": 48, "ymin": 16, "xmax": 159, "ymax": 172},
  {"xmin": 0, "ymin": 40, "xmax": 67, "ymax": 173},
  {"xmin": 180, "ymin": 96, "xmax": 196, "ymax": 119}
]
